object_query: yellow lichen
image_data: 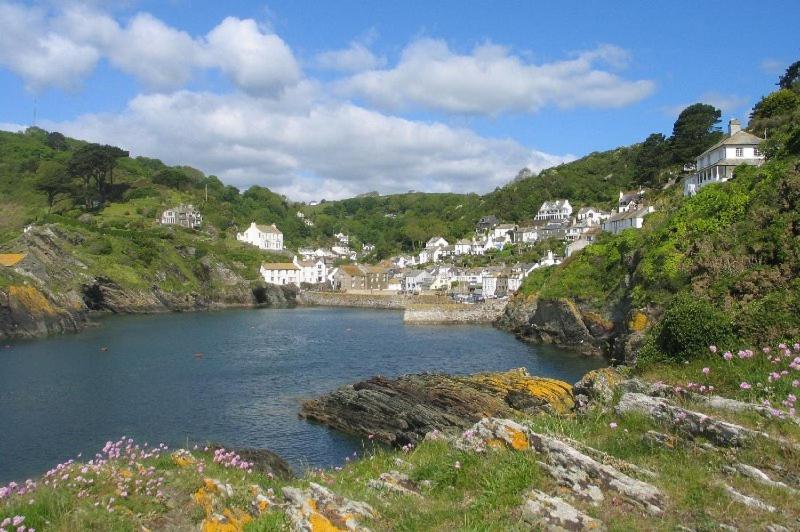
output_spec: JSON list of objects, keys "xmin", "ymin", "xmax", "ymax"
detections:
[
  {"xmin": 200, "ymin": 509, "xmax": 252, "ymax": 532},
  {"xmin": 8, "ymin": 285, "xmax": 56, "ymax": 316},
  {"xmin": 508, "ymin": 428, "xmax": 530, "ymax": 451},
  {"xmin": 308, "ymin": 512, "xmax": 343, "ymax": 532},
  {"xmin": 466, "ymin": 368, "xmax": 575, "ymax": 414},
  {"xmin": 0, "ymin": 253, "xmax": 25, "ymax": 267},
  {"xmin": 628, "ymin": 311, "xmax": 649, "ymax": 332}
]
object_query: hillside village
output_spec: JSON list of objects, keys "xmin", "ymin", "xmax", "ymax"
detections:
[{"xmin": 147, "ymin": 120, "xmax": 769, "ymax": 303}]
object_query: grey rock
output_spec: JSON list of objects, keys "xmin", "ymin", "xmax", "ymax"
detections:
[{"xmin": 520, "ymin": 489, "xmax": 606, "ymax": 531}]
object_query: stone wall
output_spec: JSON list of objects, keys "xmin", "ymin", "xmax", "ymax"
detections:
[
  {"xmin": 403, "ymin": 300, "xmax": 506, "ymax": 324},
  {"xmin": 298, "ymin": 291, "xmax": 444, "ymax": 310}
]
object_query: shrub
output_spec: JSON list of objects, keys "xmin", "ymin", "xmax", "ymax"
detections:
[
  {"xmin": 86, "ymin": 237, "xmax": 112, "ymax": 255},
  {"xmin": 656, "ymin": 293, "xmax": 735, "ymax": 360}
]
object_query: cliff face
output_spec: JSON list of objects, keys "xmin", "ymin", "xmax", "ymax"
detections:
[
  {"xmin": 0, "ymin": 225, "xmax": 297, "ymax": 340},
  {"xmin": 498, "ymin": 294, "xmax": 642, "ymax": 359}
]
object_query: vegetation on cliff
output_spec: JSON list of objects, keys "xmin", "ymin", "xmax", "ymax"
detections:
[{"xmin": 517, "ymin": 77, "xmax": 800, "ymax": 362}]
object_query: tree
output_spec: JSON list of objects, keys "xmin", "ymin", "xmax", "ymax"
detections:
[
  {"xmin": 34, "ymin": 160, "xmax": 71, "ymax": 212},
  {"xmin": 669, "ymin": 103, "xmax": 723, "ymax": 164},
  {"xmin": 778, "ymin": 60, "xmax": 800, "ymax": 92},
  {"xmin": 67, "ymin": 143, "xmax": 129, "ymax": 209},
  {"xmin": 152, "ymin": 168, "xmax": 192, "ymax": 190},
  {"xmin": 633, "ymin": 133, "xmax": 671, "ymax": 187},
  {"xmin": 45, "ymin": 131, "xmax": 67, "ymax": 151}
]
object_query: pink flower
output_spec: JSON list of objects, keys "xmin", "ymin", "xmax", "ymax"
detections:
[
  {"xmin": 723, "ymin": 351, "xmax": 733, "ymax": 361},
  {"xmin": 702, "ymin": 367, "xmax": 710, "ymax": 375},
  {"xmin": 609, "ymin": 422, "xmax": 618, "ymax": 429},
  {"xmin": 12, "ymin": 516, "xmax": 24, "ymax": 526},
  {"xmin": 709, "ymin": 345, "xmax": 718, "ymax": 353},
  {"xmin": 793, "ymin": 380, "xmax": 800, "ymax": 388},
  {"xmin": 740, "ymin": 382, "xmax": 752, "ymax": 390}
]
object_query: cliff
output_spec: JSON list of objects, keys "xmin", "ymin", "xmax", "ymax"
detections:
[{"xmin": 0, "ymin": 224, "xmax": 297, "ymax": 340}]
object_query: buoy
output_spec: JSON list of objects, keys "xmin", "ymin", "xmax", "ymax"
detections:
[
  {"xmin": 100, "ymin": 347, "xmax": 108, "ymax": 352},
  {"xmin": 194, "ymin": 352, "xmax": 203, "ymax": 358}
]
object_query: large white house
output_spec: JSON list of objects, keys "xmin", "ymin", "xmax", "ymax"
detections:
[
  {"xmin": 237, "ymin": 222, "xmax": 284, "ymax": 251},
  {"xmin": 683, "ymin": 119, "xmax": 765, "ymax": 196},
  {"xmin": 576, "ymin": 207, "xmax": 610, "ymax": 226},
  {"xmin": 260, "ymin": 261, "xmax": 301, "ymax": 286},
  {"xmin": 534, "ymin": 199, "xmax": 572, "ymax": 221}
]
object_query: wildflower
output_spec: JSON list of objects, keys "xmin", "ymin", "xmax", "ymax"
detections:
[
  {"xmin": 609, "ymin": 422, "xmax": 618, "ymax": 429},
  {"xmin": 367, "ymin": 434, "xmax": 374, "ymax": 440},
  {"xmin": 12, "ymin": 517, "xmax": 23, "ymax": 527},
  {"xmin": 740, "ymin": 382, "xmax": 752, "ymax": 390},
  {"xmin": 702, "ymin": 367, "xmax": 710, "ymax": 375},
  {"xmin": 709, "ymin": 345, "xmax": 718, "ymax": 353},
  {"xmin": 723, "ymin": 351, "xmax": 733, "ymax": 361},
  {"xmin": 763, "ymin": 347, "xmax": 771, "ymax": 354},
  {"xmin": 454, "ymin": 461, "xmax": 461, "ymax": 469},
  {"xmin": 793, "ymin": 380, "xmax": 800, "ymax": 388}
]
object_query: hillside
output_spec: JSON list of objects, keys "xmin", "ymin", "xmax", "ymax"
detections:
[{"xmin": 503, "ymin": 82, "xmax": 800, "ymax": 364}]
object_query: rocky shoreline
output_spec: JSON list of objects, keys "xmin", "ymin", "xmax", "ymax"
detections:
[{"xmin": 0, "ymin": 225, "xmax": 298, "ymax": 341}]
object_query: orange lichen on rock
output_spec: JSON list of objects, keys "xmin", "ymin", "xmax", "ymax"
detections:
[
  {"xmin": 628, "ymin": 311, "xmax": 649, "ymax": 332},
  {"xmin": 465, "ymin": 368, "xmax": 574, "ymax": 414},
  {"xmin": 200, "ymin": 509, "xmax": 252, "ymax": 532},
  {"xmin": 508, "ymin": 428, "xmax": 531, "ymax": 451},
  {"xmin": 0, "ymin": 253, "xmax": 25, "ymax": 267},
  {"xmin": 8, "ymin": 285, "xmax": 56, "ymax": 316}
]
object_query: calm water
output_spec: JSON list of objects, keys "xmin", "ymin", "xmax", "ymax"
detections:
[{"xmin": 0, "ymin": 307, "xmax": 603, "ymax": 482}]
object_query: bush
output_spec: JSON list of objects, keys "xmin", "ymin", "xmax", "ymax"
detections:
[
  {"xmin": 86, "ymin": 237, "xmax": 113, "ymax": 255},
  {"xmin": 656, "ymin": 293, "xmax": 735, "ymax": 360}
]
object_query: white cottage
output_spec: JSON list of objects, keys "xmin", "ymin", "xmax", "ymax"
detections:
[
  {"xmin": 260, "ymin": 262, "xmax": 301, "ymax": 286},
  {"xmin": 601, "ymin": 206, "xmax": 655, "ymax": 235},
  {"xmin": 294, "ymin": 256, "xmax": 328, "ymax": 285},
  {"xmin": 426, "ymin": 236, "xmax": 449, "ymax": 249},
  {"xmin": 683, "ymin": 119, "xmax": 765, "ymax": 196},
  {"xmin": 237, "ymin": 222, "xmax": 284, "ymax": 251}
]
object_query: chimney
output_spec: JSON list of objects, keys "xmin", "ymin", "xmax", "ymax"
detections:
[{"xmin": 728, "ymin": 119, "xmax": 741, "ymax": 136}]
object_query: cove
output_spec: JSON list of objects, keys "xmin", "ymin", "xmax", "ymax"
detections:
[{"xmin": 0, "ymin": 307, "xmax": 604, "ymax": 483}]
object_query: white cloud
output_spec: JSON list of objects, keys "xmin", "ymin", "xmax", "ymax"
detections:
[
  {"xmin": 338, "ymin": 40, "xmax": 655, "ymax": 115},
  {"xmin": 0, "ymin": 3, "xmax": 99, "ymax": 90},
  {"xmin": 204, "ymin": 17, "xmax": 301, "ymax": 95},
  {"xmin": 0, "ymin": 3, "xmax": 300, "ymax": 93},
  {"xmin": 0, "ymin": 122, "xmax": 27, "ymax": 133},
  {"xmin": 46, "ymin": 90, "xmax": 570, "ymax": 201},
  {"xmin": 316, "ymin": 42, "xmax": 385, "ymax": 73}
]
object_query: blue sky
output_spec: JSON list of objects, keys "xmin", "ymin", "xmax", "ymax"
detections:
[{"xmin": 0, "ymin": 1, "xmax": 797, "ymax": 200}]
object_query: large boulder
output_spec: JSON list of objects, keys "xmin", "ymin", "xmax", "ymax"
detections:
[
  {"xmin": 573, "ymin": 367, "xmax": 625, "ymax": 411},
  {"xmin": 300, "ymin": 368, "xmax": 573, "ymax": 445}
]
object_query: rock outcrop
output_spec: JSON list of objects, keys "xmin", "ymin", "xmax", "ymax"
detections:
[
  {"xmin": 300, "ymin": 368, "xmax": 574, "ymax": 445},
  {"xmin": 499, "ymin": 297, "xmax": 614, "ymax": 356}
]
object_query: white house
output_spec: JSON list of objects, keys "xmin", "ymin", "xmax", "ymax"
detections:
[
  {"xmin": 535, "ymin": 250, "xmax": 562, "ymax": 269},
  {"xmin": 576, "ymin": 207, "xmax": 609, "ymax": 226},
  {"xmin": 426, "ymin": 236, "xmax": 449, "ymax": 248},
  {"xmin": 237, "ymin": 222, "xmax": 283, "ymax": 251},
  {"xmin": 516, "ymin": 225, "xmax": 543, "ymax": 244},
  {"xmin": 534, "ymin": 199, "xmax": 572, "ymax": 221},
  {"xmin": 566, "ymin": 227, "xmax": 601, "ymax": 257},
  {"xmin": 293, "ymin": 256, "xmax": 327, "ymax": 285},
  {"xmin": 601, "ymin": 206, "xmax": 655, "ymax": 235},
  {"xmin": 454, "ymin": 239, "xmax": 473, "ymax": 255},
  {"xmin": 683, "ymin": 119, "xmax": 765, "ymax": 196},
  {"xmin": 260, "ymin": 261, "xmax": 301, "ymax": 286},
  {"xmin": 335, "ymin": 232, "xmax": 349, "ymax": 245},
  {"xmin": 402, "ymin": 270, "xmax": 433, "ymax": 293},
  {"xmin": 618, "ymin": 191, "xmax": 644, "ymax": 213},
  {"xmin": 160, "ymin": 204, "xmax": 202, "ymax": 229},
  {"xmin": 482, "ymin": 271, "xmax": 509, "ymax": 298},
  {"xmin": 492, "ymin": 224, "xmax": 517, "ymax": 241},
  {"xmin": 362, "ymin": 243, "xmax": 376, "ymax": 253},
  {"xmin": 394, "ymin": 255, "xmax": 413, "ymax": 268}
]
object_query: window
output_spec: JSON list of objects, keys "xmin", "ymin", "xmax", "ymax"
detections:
[
  {"xmin": 735, "ymin": 147, "xmax": 743, "ymax": 157},
  {"xmin": 754, "ymin": 147, "xmax": 761, "ymax": 157}
]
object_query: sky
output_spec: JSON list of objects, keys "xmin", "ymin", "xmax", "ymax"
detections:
[{"xmin": 0, "ymin": 1, "xmax": 797, "ymax": 201}]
